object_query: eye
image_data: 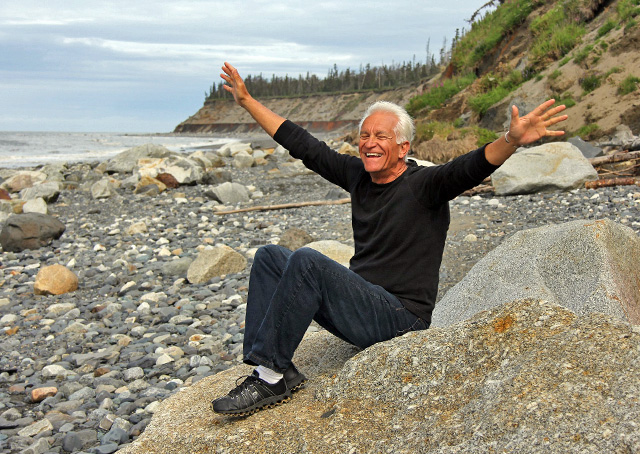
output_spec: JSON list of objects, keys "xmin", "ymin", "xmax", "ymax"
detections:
[{"xmin": 359, "ymin": 134, "xmax": 369, "ymax": 141}]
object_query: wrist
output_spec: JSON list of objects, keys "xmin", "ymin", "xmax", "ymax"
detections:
[{"xmin": 504, "ymin": 130, "xmax": 518, "ymax": 148}]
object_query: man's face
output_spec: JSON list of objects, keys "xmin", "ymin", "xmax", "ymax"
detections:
[{"xmin": 359, "ymin": 111, "xmax": 410, "ymax": 184}]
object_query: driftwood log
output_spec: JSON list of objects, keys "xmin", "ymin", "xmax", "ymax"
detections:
[
  {"xmin": 212, "ymin": 198, "xmax": 351, "ymax": 215},
  {"xmin": 584, "ymin": 177, "xmax": 638, "ymax": 189},
  {"xmin": 588, "ymin": 150, "xmax": 640, "ymax": 166}
]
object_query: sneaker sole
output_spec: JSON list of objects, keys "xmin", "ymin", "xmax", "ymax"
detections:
[
  {"xmin": 287, "ymin": 375, "xmax": 307, "ymax": 393},
  {"xmin": 212, "ymin": 393, "xmax": 291, "ymax": 417}
]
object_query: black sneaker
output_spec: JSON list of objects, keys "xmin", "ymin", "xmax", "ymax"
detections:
[
  {"xmin": 284, "ymin": 364, "xmax": 307, "ymax": 392},
  {"xmin": 212, "ymin": 371, "xmax": 291, "ymax": 416}
]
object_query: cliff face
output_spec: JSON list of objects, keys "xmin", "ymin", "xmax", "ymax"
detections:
[{"xmin": 173, "ymin": 88, "xmax": 418, "ymax": 134}]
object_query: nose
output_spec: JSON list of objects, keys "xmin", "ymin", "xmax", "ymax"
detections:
[{"xmin": 363, "ymin": 136, "xmax": 377, "ymax": 148}]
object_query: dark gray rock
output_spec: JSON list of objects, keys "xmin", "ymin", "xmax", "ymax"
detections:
[
  {"xmin": 62, "ymin": 429, "xmax": 97, "ymax": 452},
  {"xmin": 0, "ymin": 213, "xmax": 65, "ymax": 252},
  {"xmin": 568, "ymin": 136, "xmax": 604, "ymax": 158}
]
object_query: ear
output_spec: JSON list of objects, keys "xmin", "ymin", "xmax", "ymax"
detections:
[{"xmin": 398, "ymin": 141, "xmax": 410, "ymax": 159}]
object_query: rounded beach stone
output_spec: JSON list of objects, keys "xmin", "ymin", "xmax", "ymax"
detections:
[{"xmin": 34, "ymin": 264, "xmax": 79, "ymax": 295}]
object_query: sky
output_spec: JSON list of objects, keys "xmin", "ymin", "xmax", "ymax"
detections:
[{"xmin": 0, "ymin": 1, "xmax": 486, "ymax": 133}]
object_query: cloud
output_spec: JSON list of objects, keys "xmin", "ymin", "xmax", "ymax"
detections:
[{"xmin": 0, "ymin": 0, "xmax": 484, "ymax": 131}]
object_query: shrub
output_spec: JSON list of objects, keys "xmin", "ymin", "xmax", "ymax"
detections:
[
  {"xmin": 573, "ymin": 45, "xmax": 594, "ymax": 65},
  {"xmin": 468, "ymin": 70, "xmax": 526, "ymax": 116},
  {"xmin": 549, "ymin": 70, "xmax": 562, "ymax": 80},
  {"xmin": 554, "ymin": 94, "xmax": 576, "ymax": 108},
  {"xmin": 473, "ymin": 127, "xmax": 499, "ymax": 146},
  {"xmin": 618, "ymin": 75, "xmax": 640, "ymax": 95},
  {"xmin": 529, "ymin": 1, "xmax": 586, "ymax": 65},
  {"xmin": 576, "ymin": 124, "xmax": 600, "ymax": 140},
  {"xmin": 617, "ymin": 0, "xmax": 640, "ymax": 22},
  {"xmin": 406, "ymin": 74, "xmax": 475, "ymax": 116},
  {"xmin": 450, "ymin": 0, "xmax": 535, "ymax": 73},
  {"xmin": 415, "ymin": 121, "xmax": 456, "ymax": 142},
  {"xmin": 580, "ymin": 74, "xmax": 601, "ymax": 93},
  {"xmin": 597, "ymin": 19, "xmax": 617, "ymax": 38},
  {"xmin": 559, "ymin": 56, "xmax": 572, "ymax": 67}
]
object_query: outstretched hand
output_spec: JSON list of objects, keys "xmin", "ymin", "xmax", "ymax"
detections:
[
  {"xmin": 218, "ymin": 62, "xmax": 286, "ymax": 138},
  {"xmin": 220, "ymin": 62, "xmax": 252, "ymax": 107},
  {"xmin": 508, "ymin": 99, "xmax": 568, "ymax": 147}
]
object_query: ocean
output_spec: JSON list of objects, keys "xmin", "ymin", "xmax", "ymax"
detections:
[{"xmin": 0, "ymin": 131, "xmax": 238, "ymax": 169}]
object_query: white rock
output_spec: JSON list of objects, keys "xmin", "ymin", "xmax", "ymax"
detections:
[
  {"xmin": 156, "ymin": 354, "xmax": 174, "ymax": 366},
  {"xmin": 22, "ymin": 197, "xmax": 48, "ymax": 214}
]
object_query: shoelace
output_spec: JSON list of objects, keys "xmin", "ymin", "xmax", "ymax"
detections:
[{"xmin": 227, "ymin": 374, "xmax": 260, "ymax": 398}]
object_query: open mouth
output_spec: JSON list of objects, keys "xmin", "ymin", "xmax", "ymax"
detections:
[{"xmin": 365, "ymin": 153, "xmax": 382, "ymax": 158}]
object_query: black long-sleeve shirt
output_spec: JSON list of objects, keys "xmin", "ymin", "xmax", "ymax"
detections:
[{"xmin": 274, "ymin": 120, "xmax": 499, "ymax": 324}]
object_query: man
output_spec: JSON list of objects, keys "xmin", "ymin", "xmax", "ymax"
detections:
[{"xmin": 212, "ymin": 62, "xmax": 567, "ymax": 416}]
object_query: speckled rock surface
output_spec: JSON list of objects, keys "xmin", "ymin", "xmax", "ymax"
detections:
[
  {"xmin": 432, "ymin": 219, "xmax": 640, "ymax": 327},
  {"xmin": 118, "ymin": 299, "xmax": 640, "ymax": 454}
]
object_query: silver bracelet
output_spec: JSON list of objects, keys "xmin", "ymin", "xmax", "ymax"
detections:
[{"xmin": 504, "ymin": 131, "xmax": 517, "ymax": 148}]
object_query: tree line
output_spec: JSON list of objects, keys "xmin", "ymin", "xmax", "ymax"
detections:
[{"xmin": 205, "ymin": 37, "xmax": 458, "ymax": 101}]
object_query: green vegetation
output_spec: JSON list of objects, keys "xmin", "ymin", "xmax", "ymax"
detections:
[
  {"xmin": 618, "ymin": 75, "xmax": 640, "ymax": 95},
  {"xmin": 415, "ymin": 121, "xmax": 456, "ymax": 142},
  {"xmin": 617, "ymin": 0, "xmax": 640, "ymax": 22},
  {"xmin": 575, "ymin": 123, "xmax": 600, "ymax": 139},
  {"xmin": 415, "ymin": 121, "xmax": 498, "ymax": 152},
  {"xmin": 559, "ymin": 56, "xmax": 572, "ymax": 67},
  {"xmin": 554, "ymin": 94, "xmax": 576, "ymax": 108},
  {"xmin": 580, "ymin": 73, "xmax": 601, "ymax": 94},
  {"xmin": 529, "ymin": 0, "xmax": 586, "ymax": 65},
  {"xmin": 597, "ymin": 19, "xmax": 617, "ymax": 38},
  {"xmin": 406, "ymin": 74, "xmax": 476, "ymax": 116},
  {"xmin": 473, "ymin": 127, "xmax": 499, "ymax": 146},
  {"xmin": 468, "ymin": 70, "xmax": 526, "ymax": 116},
  {"xmin": 605, "ymin": 67, "xmax": 623, "ymax": 78},
  {"xmin": 573, "ymin": 45, "xmax": 593, "ymax": 65},
  {"xmin": 549, "ymin": 70, "xmax": 562, "ymax": 80},
  {"xmin": 450, "ymin": 0, "xmax": 536, "ymax": 73}
]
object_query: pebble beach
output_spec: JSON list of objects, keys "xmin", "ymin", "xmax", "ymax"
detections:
[{"xmin": 1, "ymin": 144, "xmax": 640, "ymax": 453}]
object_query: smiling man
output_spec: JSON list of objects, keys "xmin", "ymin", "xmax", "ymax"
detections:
[{"xmin": 211, "ymin": 62, "xmax": 567, "ymax": 417}]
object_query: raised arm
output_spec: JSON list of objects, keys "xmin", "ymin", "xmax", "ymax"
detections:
[
  {"xmin": 220, "ymin": 62, "xmax": 285, "ymax": 137},
  {"xmin": 484, "ymin": 99, "xmax": 568, "ymax": 165}
]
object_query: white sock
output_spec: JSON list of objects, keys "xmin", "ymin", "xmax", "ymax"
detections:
[{"xmin": 255, "ymin": 365, "xmax": 283, "ymax": 384}]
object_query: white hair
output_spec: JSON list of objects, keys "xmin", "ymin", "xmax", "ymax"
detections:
[{"xmin": 359, "ymin": 101, "xmax": 415, "ymax": 145}]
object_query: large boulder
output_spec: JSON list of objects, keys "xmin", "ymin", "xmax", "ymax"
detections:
[
  {"xmin": 91, "ymin": 178, "xmax": 118, "ymax": 199},
  {"xmin": 217, "ymin": 142, "xmax": 252, "ymax": 157},
  {"xmin": 118, "ymin": 299, "xmax": 640, "ymax": 454},
  {"xmin": 0, "ymin": 171, "xmax": 47, "ymax": 193},
  {"xmin": 232, "ymin": 151, "xmax": 254, "ymax": 169},
  {"xmin": 206, "ymin": 182, "xmax": 250, "ymax": 205},
  {"xmin": 304, "ymin": 240, "xmax": 354, "ymax": 268},
  {"xmin": 105, "ymin": 144, "xmax": 176, "ymax": 174},
  {"xmin": 0, "ymin": 213, "xmax": 65, "ymax": 252},
  {"xmin": 432, "ymin": 219, "xmax": 640, "ymax": 327},
  {"xmin": 491, "ymin": 142, "xmax": 598, "ymax": 195},
  {"xmin": 19, "ymin": 181, "xmax": 61, "ymax": 202},
  {"xmin": 138, "ymin": 155, "xmax": 205, "ymax": 185},
  {"xmin": 186, "ymin": 246, "xmax": 248, "ymax": 284}
]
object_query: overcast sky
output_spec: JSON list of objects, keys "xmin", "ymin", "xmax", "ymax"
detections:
[{"xmin": 1, "ymin": 1, "xmax": 486, "ymax": 133}]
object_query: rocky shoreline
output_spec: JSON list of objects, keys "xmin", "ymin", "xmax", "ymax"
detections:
[{"xmin": 0, "ymin": 139, "xmax": 639, "ymax": 453}]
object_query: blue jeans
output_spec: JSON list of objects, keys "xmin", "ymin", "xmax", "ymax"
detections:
[{"xmin": 243, "ymin": 244, "xmax": 428, "ymax": 373}]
